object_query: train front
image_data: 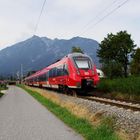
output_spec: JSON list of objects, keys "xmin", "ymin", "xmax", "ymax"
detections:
[{"xmin": 68, "ymin": 53, "xmax": 99, "ymax": 90}]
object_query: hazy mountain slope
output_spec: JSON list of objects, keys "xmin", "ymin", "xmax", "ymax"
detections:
[{"xmin": 0, "ymin": 35, "xmax": 99, "ymax": 76}]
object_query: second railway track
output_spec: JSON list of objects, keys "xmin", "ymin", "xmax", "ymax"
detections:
[{"xmin": 78, "ymin": 95, "xmax": 140, "ymax": 112}]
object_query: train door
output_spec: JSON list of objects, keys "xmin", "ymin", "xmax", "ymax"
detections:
[{"xmin": 56, "ymin": 64, "xmax": 69, "ymax": 86}]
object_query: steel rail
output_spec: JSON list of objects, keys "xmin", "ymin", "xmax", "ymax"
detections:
[{"xmin": 78, "ymin": 96, "xmax": 140, "ymax": 112}]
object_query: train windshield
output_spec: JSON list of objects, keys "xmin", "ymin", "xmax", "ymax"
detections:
[{"xmin": 74, "ymin": 57, "xmax": 92, "ymax": 69}]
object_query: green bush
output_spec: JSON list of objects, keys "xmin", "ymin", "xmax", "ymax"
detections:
[
  {"xmin": 97, "ymin": 76, "xmax": 140, "ymax": 97},
  {"xmin": 0, "ymin": 83, "xmax": 7, "ymax": 90}
]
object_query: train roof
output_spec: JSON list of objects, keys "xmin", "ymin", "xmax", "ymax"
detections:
[
  {"xmin": 25, "ymin": 67, "xmax": 49, "ymax": 80},
  {"xmin": 25, "ymin": 53, "xmax": 92, "ymax": 80},
  {"xmin": 66, "ymin": 53, "xmax": 89, "ymax": 58}
]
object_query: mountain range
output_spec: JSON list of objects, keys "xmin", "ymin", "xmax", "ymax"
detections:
[{"xmin": 0, "ymin": 35, "xmax": 99, "ymax": 77}]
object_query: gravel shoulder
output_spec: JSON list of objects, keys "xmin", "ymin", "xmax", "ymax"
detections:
[
  {"xmin": 58, "ymin": 93, "xmax": 140, "ymax": 139},
  {"xmin": 0, "ymin": 86, "xmax": 83, "ymax": 140}
]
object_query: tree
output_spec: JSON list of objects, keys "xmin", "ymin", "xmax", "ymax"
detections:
[
  {"xmin": 102, "ymin": 62, "xmax": 123, "ymax": 78},
  {"xmin": 130, "ymin": 48, "xmax": 140, "ymax": 75},
  {"xmin": 71, "ymin": 46, "xmax": 84, "ymax": 53},
  {"xmin": 98, "ymin": 31, "xmax": 136, "ymax": 78}
]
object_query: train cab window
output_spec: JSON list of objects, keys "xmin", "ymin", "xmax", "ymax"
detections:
[{"xmin": 74, "ymin": 57, "xmax": 91, "ymax": 69}]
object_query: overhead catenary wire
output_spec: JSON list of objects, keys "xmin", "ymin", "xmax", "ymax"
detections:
[
  {"xmin": 20, "ymin": 0, "xmax": 47, "ymax": 78},
  {"xmin": 81, "ymin": 0, "xmax": 119, "ymax": 32},
  {"xmin": 34, "ymin": 0, "xmax": 47, "ymax": 35},
  {"xmin": 80, "ymin": 0, "xmax": 130, "ymax": 35}
]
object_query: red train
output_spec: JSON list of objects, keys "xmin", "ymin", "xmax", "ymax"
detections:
[{"xmin": 25, "ymin": 53, "xmax": 99, "ymax": 94}]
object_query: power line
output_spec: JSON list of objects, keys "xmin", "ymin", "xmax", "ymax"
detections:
[
  {"xmin": 81, "ymin": 0, "xmax": 119, "ymax": 33},
  {"xmin": 80, "ymin": 0, "xmax": 130, "ymax": 35},
  {"xmin": 22, "ymin": 0, "xmax": 47, "ymax": 76},
  {"xmin": 34, "ymin": 0, "xmax": 47, "ymax": 35}
]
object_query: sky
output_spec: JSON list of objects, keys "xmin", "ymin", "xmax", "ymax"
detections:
[{"xmin": 0, "ymin": 0, "xmax": 140, "ymax": 50}]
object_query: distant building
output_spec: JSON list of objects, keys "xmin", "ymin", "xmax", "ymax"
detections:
[{"xmin": 96, "ymin": 69, "xmax": 105, "ymax": 78}]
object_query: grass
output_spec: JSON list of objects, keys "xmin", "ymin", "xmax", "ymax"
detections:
[
  {"xmin": 0, "ymin": 84, "xmax": 8, "ymax": 91},
  {"xmin": 97, "ymin": 76, "xmax": 140, "ymax": 101},
  {"xmin": 18, "ymin": 84, "xmax": 120, "ymax": 140},
  {"xmin": 0, "ymin": 84, "xmax": 7, "ymax": 98}
]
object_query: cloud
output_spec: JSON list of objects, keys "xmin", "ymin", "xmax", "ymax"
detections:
[{"xmin": 0, "ymin": 0, "xmax": 140, "ymax": 49}]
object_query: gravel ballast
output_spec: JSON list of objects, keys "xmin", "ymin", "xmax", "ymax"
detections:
[{"xmin": 60, "ymin": 94, "xmax": 140, "ymax": 139}]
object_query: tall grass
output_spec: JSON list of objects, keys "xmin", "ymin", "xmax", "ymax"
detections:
[{"xmin": 97, "ymin": 76, "xmax": 140, "ymax": 100}]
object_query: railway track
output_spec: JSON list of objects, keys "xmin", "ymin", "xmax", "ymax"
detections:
[
  {"xmin": 26, "ymin": 86, "xmax": 140, "ymax": 112},
  {"xmin": 78, "ymin": 95, "xmax": 140, "ymax": 112}
]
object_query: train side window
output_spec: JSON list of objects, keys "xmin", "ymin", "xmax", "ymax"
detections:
[
  {"xmin": 52, "ymin": 69, "xmax": 54, "ymax": 77},
  {"xmin": 51, "ymin": 68, "xmax": 55, "ymax": 77},
  {"xmin": 35, "ymin": 77, "xmax": 37, "ymax": 82},
  {"xmin": 57, "ymin": 68, "xmax": 61, "ymax": 76},
  {"xmin": 44, "ymin": 74, "xmax": 46, "ymax": 81},
  {"xmin": 41, "ymin": 74, "xmax": 45, "ymax": 81},
  {"xmin": 49, "ymin": 68, "xmax": 56, "ymax": 77},
  {"xmin": 53, "ymin": 68, "xmax": 57, "ymax": 77},
  {"xmin": 46, "ymin": 72, "xmax": 49, "ymax": 80},
  {"xmin": 60, "ymin": 69, "xmax": 63, "ymax": 76},
  {"xmin": 55, "ymin": 68, "xmax": 58, "ymax": 76},
  {"xmin": 49, "ymin": 69, "xmax": 53, "ymax": 77},
  {"xmin": 63, "ymin": 64, "xmax": 69, "ymax": 75},
  {"xmin": 38, "ymin": 76, "xmax": 41, "ymax": 81},
  {"xmin": 39, "ymin": 73, "xmax": 47, "ymax": 81},
  {"xmin": 56, "ymin": 65, "xmax": 63, "ymax": 76},
  {"xmin": 49, "ymin": 70, "xmax": 51, "ymax": 77},
  {"xmin": 36, "ymin": 77, "xmax": 38, "ymax": 82}
]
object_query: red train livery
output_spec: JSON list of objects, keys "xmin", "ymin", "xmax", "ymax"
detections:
[{"xmin": 25, "ymin": 53, "xmax": 99, "ymax": 92}]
